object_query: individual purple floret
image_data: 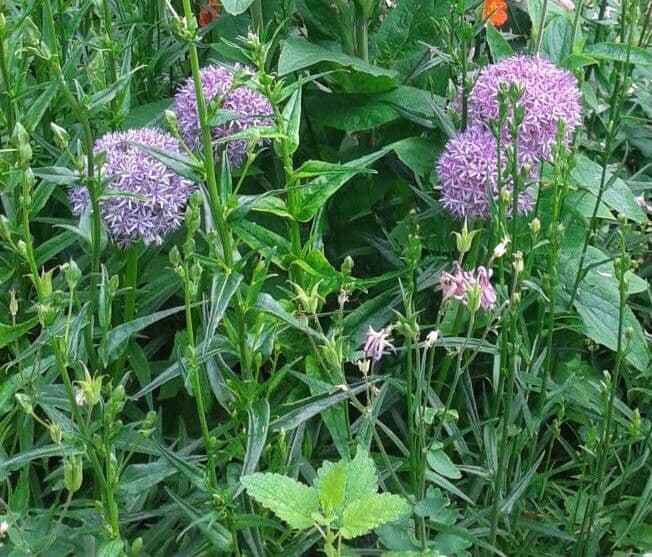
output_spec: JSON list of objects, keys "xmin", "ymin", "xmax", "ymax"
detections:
[
  {"xmin": 439, "ymin": 261, "xmax": 497, "ymax": 310},
  {"xmin": 436, "ymin": 125, "xmax": 535, "ymax": 220},
  {"xmin": 68, "ymin": 128, "xmax": 195, "ymax": 248},
  {"xmin": 363, "ymin": 326, "xmax": 395, "ymax": 362},
  {"xmin": 468, "ymin": 55, "xmax": 581, "ymax": 159},
  {"xmin": 173, "ymin": 64, "xmax": 273, "ymax": 168}
]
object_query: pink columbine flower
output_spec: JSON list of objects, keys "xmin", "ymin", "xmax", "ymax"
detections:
[
  {"xmin": 555, "ymin": 0, "xmax": 575, "ymax": 9},
  {"xmin": 439, "ymin": 261, "xmax": 497, "ymax": 310},
  {"xmin": 363, "ymin": 326, "xmax": 395, "ymax": 362}
]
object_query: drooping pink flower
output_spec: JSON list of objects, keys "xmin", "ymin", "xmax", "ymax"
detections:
[
  {"xmin": 439, "ymin": 261, "xmax": 497, "ymax": 310},
  {"xmin": 362, "ymin": 326, "xmax": 395, "ymax": 362}
]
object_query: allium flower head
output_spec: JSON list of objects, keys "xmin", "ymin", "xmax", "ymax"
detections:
[
  {"xmin": 436, "ymin": 125, "xmax": 535, "ymax": 220},
  {"xmin": 173, "ymin": 64, "xmax": 273, "ymax": 167},
  {"xmin": 439, "ymin": 261, "xmax": 497, "ymax": 310},
  {"xmin": 468, "ymin": 55, "xmax": 581, "ymax": 159},
  {"xmin": 68, "ymin": 128, "xmax": 194, "ymax": 247},
  {"xmin": 363, "ymin": 326, "xmax": 395, "ymax": 362}
]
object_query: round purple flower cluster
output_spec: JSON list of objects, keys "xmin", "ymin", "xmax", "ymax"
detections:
[
  {"xmin": 69, "ymin": 128, "xmax": 194, "ymax": 248},
  {"xmin": 468, "ymin": 55, "xmax": 582, "ymax": 159},
  {"xmin": 436, "ymin": 55, "xmax": 581, "ymax": 220},
  {"xmin": 173, "ymin": 64, "xmax": 273, "ymax": 168},
  {"xmin": 437, "ymin": 125, "xmax": 535, "ymax": 220}
]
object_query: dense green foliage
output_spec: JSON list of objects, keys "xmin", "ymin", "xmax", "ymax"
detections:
[{"xmin": 0, "ymin": 0, "xmax": 651, "ymax": 555}]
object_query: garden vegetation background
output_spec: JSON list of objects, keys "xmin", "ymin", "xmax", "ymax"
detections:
[{"xmin": 0, "ymin": 0, "xmax": 651, "ymax": 555}]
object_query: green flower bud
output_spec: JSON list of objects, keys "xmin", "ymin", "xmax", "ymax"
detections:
[{"xmin": 64, "ymin": 455, "xmax": 83, "ymax": 492}]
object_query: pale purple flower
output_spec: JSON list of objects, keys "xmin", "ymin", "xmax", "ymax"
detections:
[
  {"xmin": 439, "ymin": 261, "xmax": 497, "ymax": 310},
  {"xmin": 173, "ymin": 64, "xmax": 273, "ymax": 168},
  {"xmin": 363, "ymin": 326, "xmax": 395, "ymax": 362},
  {"xmin": 468, "ymin": 55, "xmax": 582, "ymax": 159},
  {"xmin": 68, "ymin": 128, "xmax": 195, "ymax": 248},
  {"xmin": 436, "ymin": 125, "xmax": 535, "ymax": 220}
]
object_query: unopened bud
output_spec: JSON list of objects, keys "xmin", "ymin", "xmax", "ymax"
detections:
[
  {"xmin": 50, "ymin": 122, "xmax": 70, "ymax": 148},
  {"xmin": 529, "ymin": 217, "xmax": 541, "ymax": 235},
  {"xmin": 64, "ymin": 455, "xmax": 83, "ymax": 492},
  {"xmin": 9, "ymin": 289, "xmax": 18, "ymax": 316}
]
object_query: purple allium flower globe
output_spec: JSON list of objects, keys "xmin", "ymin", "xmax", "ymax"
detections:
[
  {"xmin": 436, "ymin": 125, "xmax": 535, "ymax": 220},
  {"xmin": 68, "ymin": 128, "xmax": 195, "ymax": 248},
  {"xmin": 468, "ymin": 55, "xmax": 582, "ymax": 159},
  {"xmin": 173, "ymin": 64, "xmax": 273, "ymax": 167}
]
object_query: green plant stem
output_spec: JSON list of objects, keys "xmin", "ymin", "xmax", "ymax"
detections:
[
  {"xmin": 534, "ymin": 0, "xmax": 550, "ymax": 53},
  {"xmin": 180, "ymin": 0, "xmax": 234, "ymax": 269},
  {"xmin": 183, "ymin": 265, "xmax": 219, "ymax": 491},
  {"xmin": 569, "ymin": 0, "xmax": 584, "ymax": 53},
  {"xmin": 251, "ymin": 0, "xmax": 264, "ymax": 33},
  {"xmin": 122, "ymin": 245, "xmax": 138, "ymax": 324},
  {"xmin": 355, "ymin": 17, "xmax": 369, "ymax": 61},
  {"xmin": 100, "ymin": 0, "xmax": 120, "ymax": 123},
  {"xmin": 0, "ymin": 23, "xmax": 15, "ymax": 134}
]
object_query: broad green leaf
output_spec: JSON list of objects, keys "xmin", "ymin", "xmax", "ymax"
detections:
[
  {"xmin": 486, "ymin": 24, "xmax": 513, "ymax": 61},
  {"xmin": 305, "ymin": 86, "xmax": 444, "ymax": 132},
  {"xmin": 241, "ymin": 473, "xmax": 320, "ymax": 529},
  {"xmin": 583, "ymin": 42, "xmax": 652, "ymax": 66},
  {"xmin": 392, "ymin": 137, "xmax": 437, "ymax": 177},
  {"xmin": 278, "ymin": 37, "xmax": 398, "ymax": 93},
  {"xmin": 571, "ymin": 155, "xmax": 646, "ymax": 223},
  {"xmin": 541, "ymin": 15, "xmax": 572, "ymax": 63},
  {"xmin": 220, "ymin": 0, "xmax": 254, "ymax": 15},
  {"xmin": 255, "ymin": 293, "xmax": 324, "ymax": 340},
  {"xmin": 100, "ymin": 305, "xmax": 186, "ymax": 364},
  {"xmin": 340, "ymin": 493, "xmax": 410, "ymax": 539},
  {"xmin": 124, "ymin": 98, "xmax": 171, "ymax": 128},
  {"xmin": 426, "ymin": 446, "xmax": 461, "ymax": 480},
  {"xmin": 558, "ymin": 247, "xmax": 649, "ymax": 372},
  {"xmin": 342, "ymin": 446, "xmax": 378, "ymax": 508},
  {"xmin": 297, "ymin": 147, "xmax": 390, "ymax": 221},
  {"xmin": 317, "ymin": 461, "xmax": 347, "ymax": 513}
]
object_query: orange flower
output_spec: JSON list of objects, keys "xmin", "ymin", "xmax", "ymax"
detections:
[
  {"xmin": 199, "ymin": 0, "xmax": 220, "ymax": 27},
  {"xmin": 482, "ymin": 0, "xmax": 508, "ymax": 26}
]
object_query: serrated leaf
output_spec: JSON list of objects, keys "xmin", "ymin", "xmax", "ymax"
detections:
[
  {"xmin": 342, "ymin": 446, "xmax": 378, "ymax": 508},
  {"xmin": 340, "ymin": 493, "xmax": 410, "ymax": 539},
  {"xmin": 241, "ymin": 473, "xmax": 320, "ymax": 529},
  {"xmin": 317, "ymin": 461, "xmax": 347, "ymax": 513}
]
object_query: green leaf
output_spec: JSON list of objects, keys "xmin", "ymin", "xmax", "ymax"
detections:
[
  {"xmin": 340, "ymin": 493, "xmax": 410, "ymax": 539},
  {"xmin": 131, "ymin": 142, "xmax": 204, "ymax": 182},
  {"xmin": 255, "ymin": 293, "xmax": 324, "ymax": 340},
  {"xmin": 392, "ymin": 137, "xmax": 437, "ymax": 177},
  {"xmin": 100, "ymin": 305, "xmax": 186, "ymax": 364},
  {"xmin": 240, "ymin": 399, "xmax": 270, "ymax": 484},
  {"xmin": 342, "ymin": 446, "xmax": 378, "ymax": 508},
  {"xmin": 426, "ymin": 446, "xmax": 461, "ymax": 480},
  {"xmin": 124, "ymin": 98, "xmax": 171, "ymax": 128},
  {"xmin": 297, "ymin": 147, "xmax": 390, "ymax": 221},
  {"xmin": 0, "ymin": 318, "xmax": 39, "ymax": 350},
  {"xmin": 486, "ymin": 24, "xmax": 513, "ymax": 61},
  {"xmin": 220, "ymin": 0, "xmax": 254, "ymax": 15},
  {"xmin": 283, "ymin": 87, "xmax": 302, "ymax": 155},
  {"xmin": 89, "ymin": 66, "xmax": 142, "ymax": 112},
  {"xmin": 33, "ymin": 166, "xmax": 80, "ymax": 185},
  {"xmin": 278, "ymin": 37, "xmax": 398, "ymax": 93},
  {"xmin": 241, "ymin": 473, "xmax": 320, "ymax": 529},
  {"xmin": 571, "ymin": 155, "xmax": 647, "ymax": 223},
  {"xmin": 583, "ymin": 42, "xmax": 652, "ymax": 66},
  {"xmin": 541, "ymin": 15, "xmax": 572, "ymax": 64},
  {"xmin": 558, "ymin": 247, "xmax": 649, "ymax": 372},
  {"xmin": 317, "ymin": 461, "xmax": 347, "ymax": 513}
]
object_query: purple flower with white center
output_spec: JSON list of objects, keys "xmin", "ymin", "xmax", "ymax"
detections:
[
  {"xmin": 468, "ymin": 55, "xmax": 582, "ymax": 159},
  {"xmin": 68, "ymin": 128, "xmax": 195, "ymax": 248},
  {"xmin": 363, "ymin": 326, "xmax": 395, "ymax": 362},
  {"xmin": 436, "ymin": 124, "xmax": 535, "ymax": 220},
  {"xmin": 173, "ymin": 64, "xmax": 273, "ymax": 168},
  {"xmin": 439, "ymin": 261, "xmax": 497, "ymax": 310}
]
